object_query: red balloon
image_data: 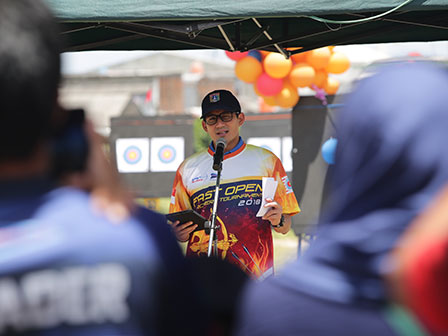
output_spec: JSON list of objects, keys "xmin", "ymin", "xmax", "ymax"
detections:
[
  {"xmin": 225, "ymin": 50, "xmax": 249, "ymax": 61},
  {"xmin": 256, "ymin": 73, "xmax": 283, "ymax": 96}
]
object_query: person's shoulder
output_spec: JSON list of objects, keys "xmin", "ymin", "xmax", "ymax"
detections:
[
  {"xmin": 134, "ymin": 206, "xmax": 185, "ymax": 272},
  {"xmin": 135, "ymin": 206, "xmax": 167, "ymax": 227},
  {"xmin": 43, "ymin": 186, "xmax": 90, "ymax": 210},
  {"xmin": 181, "ymin": 149, "xmax": 210, "ymax": 168},
  {"xmin": 245, "ymin": 144, "xmax": 279, "ymax": 159},
  {"xmin": 187, "ymin": 148, "xmax": 210, "ymax": 160},
  {"xmin": 246, "ymin": 144, "xmax": 273, "ymax": 154},
  {"xmin": 41, "ymin": 187, "xmax": 143, "ymax": 231},
  {"xmin": 134, "ymin": 206, "xmax": 174, "ymax": 248},
  {"xmin": 2, "ymin": 188, "xmax": 161, "ymax": 271}
]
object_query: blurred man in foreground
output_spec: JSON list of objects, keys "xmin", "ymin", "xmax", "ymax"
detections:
[{"xmin": 0, "ymin": 0, "xmax": 183, "ymax": 334}]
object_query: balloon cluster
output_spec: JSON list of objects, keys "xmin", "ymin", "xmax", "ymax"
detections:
[{"xmin": 225, "ymin": 47, "xmax": 350, "ymax": 109}]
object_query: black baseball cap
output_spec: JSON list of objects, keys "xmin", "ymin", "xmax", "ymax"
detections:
[{"xmin": 201, "ymin": 89, "xmax": 241, "ymax": 118}]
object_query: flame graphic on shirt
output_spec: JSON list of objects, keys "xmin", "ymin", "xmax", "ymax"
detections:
[
  {"xmin": 189, "ymin": 215, "xmax": 238, "ymax": 258},
  {"xmin": 249, "ymin": 237, "xmax": 271, "ymax": 277}
]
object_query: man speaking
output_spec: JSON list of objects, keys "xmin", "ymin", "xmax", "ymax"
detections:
[{"xmin": 169, "ymin": 89, "xmax": 300, "ymax": 278}]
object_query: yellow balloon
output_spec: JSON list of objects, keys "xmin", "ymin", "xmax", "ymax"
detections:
[
  {"xmin": 326, "ymin": 52, "xmax": 350, "ymax": 74},
  {"xmin": 235, "ymin": 56, "xmax": 263, "ymax": 83},
  {"xmin": 263, "ymin": 53, "xmax": 293, "ymax": 79},
  {"xmin": 289, "ymin": 63, "xmax": 316, "ymax": 88},
  {"xmin": 306, "ymin": 47, "xmax": 331, "ymax": 70},
  {"xmin": 275, "ymin": 83, "xmax": 300, "ymax": 108},
  {"xmin": 312, "ymin": 70, "xmax": 328, "ymax": 89},
  {"xmin": 263, "ymin": 95, "xmax": 277, "ymax": 106},
  {"xmin": 324, "ymin": 77, "xmax": 340, "ymax": 95}
]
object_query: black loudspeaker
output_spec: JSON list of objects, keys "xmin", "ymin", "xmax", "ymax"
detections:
[{"xmin": 291, "ymin": 96, "xmax": 342, "ymax": 235}]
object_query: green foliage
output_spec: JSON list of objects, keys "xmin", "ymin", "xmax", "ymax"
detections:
[{"xmin": 193, "ymin": 118, "xmax": 211, "ymax": 153}]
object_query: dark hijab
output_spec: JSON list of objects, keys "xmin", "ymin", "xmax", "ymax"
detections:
[{"xmin": 280, "ymin": 62, "xmax": 448, "ymax": 306}]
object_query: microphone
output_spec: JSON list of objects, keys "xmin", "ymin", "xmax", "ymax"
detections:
[{"xmin": 213, "ymin": 138, "xmax": 226, "ymax": 171}]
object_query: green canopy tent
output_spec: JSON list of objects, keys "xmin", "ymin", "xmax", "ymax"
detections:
[{"xmin": 46, "ymin": 0, "xmax": 448, "ymax": 55}]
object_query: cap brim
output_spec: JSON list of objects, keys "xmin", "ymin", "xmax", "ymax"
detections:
[{"xmin": 201, "ymin": 106, "xmax": 241, "ymax": 118}]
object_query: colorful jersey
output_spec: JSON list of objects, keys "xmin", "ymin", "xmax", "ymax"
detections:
[{"xmin": 170, "ymin": 138, "xmax": 300, "ymax": 278}]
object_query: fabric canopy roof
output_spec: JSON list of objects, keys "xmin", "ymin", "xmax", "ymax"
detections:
[{"xmin": 45, "ymin": 0, "xmax": 448, "ymax": 55}]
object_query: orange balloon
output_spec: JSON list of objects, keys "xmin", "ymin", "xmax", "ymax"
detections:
[
  {"xmin": 324, "ymin": 77, "xmax": 340, "ymax": 95},
  {"xmin": 235, "ymin": 57, "xmax": 263, "ymax": 83},
  {"xmin": 259, "ymin": 96, "xmax": 275, "ymax": 113},
  {"xmin": 263, "ymin": 53, "xmax": 293, "ymax": 79},
  {"xmin": 263, "ymin": 95, "xmax": 277, "ymax": 106},
  {"xmin": 275, "ymin": 83, "xmax": 300, "ymax": 108},
  {"xmin": 312, "ymin": 70, "xmax": 328, "ymax": 89},
  {"xmin": 326, "ymin": 52, "xmax": 350, "ymax": 74},
  {"xmin": 289, "ymin": 63, "xmax": 316, "ymax": 88},
  {"xmin": 306, "ymin": 47, "xmax": 331, "ymax": 70},
  {"xmin": 259, "ymin": 50, "xmax": 270, "ymax": 60},
  {"xmin": 290, "ymin": 51, "xmax": 308, "ymax": 64},
  {"xmin": 282, "ymin": 76, "xmax": 294, "ymax": 89}
]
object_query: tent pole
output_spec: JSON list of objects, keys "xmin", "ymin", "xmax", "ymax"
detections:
[
  {"xmin": 252, "ymin": 18, "xmax": 289, "ymax": 58},
  {"xmin": 218, "ymin": 25, "xmax": 235, "ymax": 51}
]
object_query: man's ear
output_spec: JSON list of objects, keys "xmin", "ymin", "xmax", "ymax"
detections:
[
  {"xmin": 238, "ymin": 113, "xmax": 245, "ymax": 126},
  {"xmin": 50, "ymin": 99, "xmax": 69, "ymax": 135},
  {"xmin": 202, "ymin": 120, "xmax": 208, "ymax": 132}
]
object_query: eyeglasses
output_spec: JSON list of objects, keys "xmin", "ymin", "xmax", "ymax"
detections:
[{"xmin": 204, "ymin": 111, "xmax": 240, "ymax": 126}]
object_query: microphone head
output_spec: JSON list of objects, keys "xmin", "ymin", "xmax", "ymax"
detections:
[{"xmin": 216, "ymin": 138, "xmax": 227, "ymax": 148}]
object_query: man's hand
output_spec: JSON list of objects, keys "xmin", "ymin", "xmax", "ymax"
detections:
[
  {"xmin": 262, "ymin": 198, "xmax": 291, "ymax": 234},
  {"xmin": 61, "ymin": 119, "xmax": 135, "ymax": 223},
  {"xmin": 169, "ymin": 220, "xmax": 198, "ymax": 242}
]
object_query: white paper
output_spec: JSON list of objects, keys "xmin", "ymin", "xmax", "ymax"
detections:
[{"xmin": 256, "ymin": 177, "xmax": 278, "ymax": 217}]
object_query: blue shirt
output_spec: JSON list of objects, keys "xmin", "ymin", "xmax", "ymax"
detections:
[{"xmin": 0, "ymin": 178, "xmax": 174, "ymax": 335}]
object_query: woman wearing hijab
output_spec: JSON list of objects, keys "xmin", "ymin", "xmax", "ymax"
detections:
[{"xmin": 235, "ymin": 61, "xmax": 448, "ymax": 336}]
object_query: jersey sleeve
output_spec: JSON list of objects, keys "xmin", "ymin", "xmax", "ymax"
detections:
[
  {"xmin": 169, "ymin": 166, "xmax": 192, "ymax": 213},
  {"xmin": 271, "ymin": 155, "xmax": 300, "ymax": 216}
]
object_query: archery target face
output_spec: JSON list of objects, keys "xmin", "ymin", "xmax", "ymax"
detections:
[
  {"xmin": 124, "ymin": 146, "xmax": 142, "ymax": 164},
  {"xmin": 116, "ymin": 138, "xmax": 149, "ymax": 173},
  {"xmin": 158, "ymin": 145, "xmax": 176, "ymax": 163},
  {"xmin": 150, "ymin": 137, "xmax": 184, "ymax": 172}
]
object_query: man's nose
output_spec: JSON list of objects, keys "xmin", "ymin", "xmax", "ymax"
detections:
[{"xmin": 215, "ymin": 117, "xmax": 226, "ymax": 127}]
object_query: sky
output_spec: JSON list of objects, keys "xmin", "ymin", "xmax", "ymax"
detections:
[
  {"xmin": 62, "ymin": 50, "xmax": 153, "ymax": 75},
  {"xmin": 61, "ymin": 41, "xmax": 448, "ymax": 75},
  {"xmin": 61, "ymin": 49, "xmax": 229, "ymax": 75}
]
